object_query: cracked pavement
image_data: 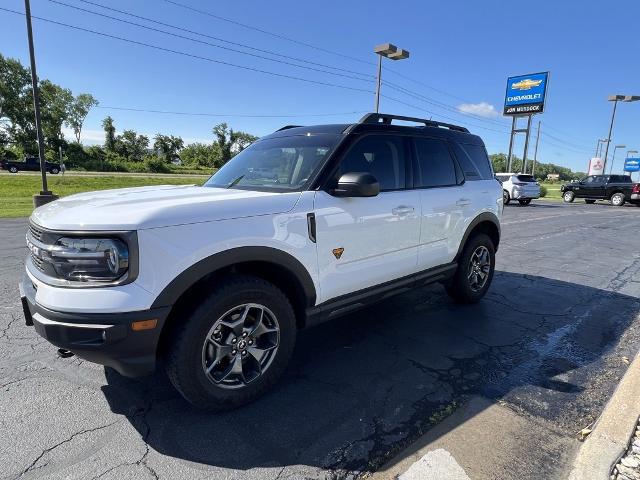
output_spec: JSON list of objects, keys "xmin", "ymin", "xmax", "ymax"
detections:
[{"xmin": 1, "ymin": 201, "xmax": 640, "ymax": 479}]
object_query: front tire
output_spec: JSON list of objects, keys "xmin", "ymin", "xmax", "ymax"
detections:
[
  {"xmin": 611, "ymin": 192, "xmax": 625, "ymax": 207},
  {"xmin": 9, "ymin": 166, "xmax": 18, "ymax": 174},
  {"xmin": 50, "ymin": 168, "xmax": 59, "ymax": 174},
  {"xmin": 563, "ymin": 191, "xmax": 575, "ymax": 203},
  {"xmin": 446, "ymin": 233, "xmax": 495, "ymax": 304},
  {"xmin": 165, "ymin": 275, "xmax": 297, "ymax": 410},
  {"xmin": 503, "ymin": 190, "xmax": 511, "ymax": 205},
  {"xmin": 518, "ymin": 199, "xmax": 532, "ymax": 206}
]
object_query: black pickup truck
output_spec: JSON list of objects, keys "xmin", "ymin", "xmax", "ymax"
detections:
[
  {"xmin": 0, "ymin": 157, "xmax": 61, "ymax": 174},
  {"xmin": 561, "ymin": 174, "xmax": 639, "ymax": 207}
]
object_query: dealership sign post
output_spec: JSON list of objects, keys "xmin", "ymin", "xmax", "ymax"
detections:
[{"xmin": 504, "ymin": 72, "xmax": 550, "ymax": 173}]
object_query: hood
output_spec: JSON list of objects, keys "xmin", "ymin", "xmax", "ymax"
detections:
[{"xmin": 31, "ymin": 185, "xmax": 302, "ymax": 230}]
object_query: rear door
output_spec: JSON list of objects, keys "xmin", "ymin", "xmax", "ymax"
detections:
[{"xmin": 314, "ymin": 134, "xmax": 421, "ymax": 303}]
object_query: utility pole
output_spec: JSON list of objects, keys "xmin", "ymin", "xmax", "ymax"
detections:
[
  {"xmin": 532, "ymin": 121, "xmax": 541, "ymax": 176},
  {"xmin": 521, "ymin": 115, "xmax": 533, "ymax": 174},
  {"xmin": 24, "ymin": 0, "xmax": 57, "ymax": 206},
  {"xmin": 506, "ymin": 117, "xmax": 516, "ymax": 172}
]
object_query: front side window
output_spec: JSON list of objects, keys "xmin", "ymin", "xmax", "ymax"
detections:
[
  {"xmin": 205, "ymin": 134, "xmax": 341, "ymax": 191},
  {"xmin": 336, "ymin": 135, "xmax": 407, "ymax": 191},
  {"xmin": 414, "ymin": 137, "xmax": 457, "ymax": 188}
]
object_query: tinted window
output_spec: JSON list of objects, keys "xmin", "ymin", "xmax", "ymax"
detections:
[
  {"xmin": 516, "ymin": 175, "xmax": 536, "ymax": 183},
  {"xmin": 452, "ymin": 143, "xmax": 493, "ymax": 180},
  {"xmin": 413, "ymin": 138, "xmax": 457, "ymax": 188},
  {"xmin": 337, "ymin": 135, "xmax": 406, "ymax": 191}
]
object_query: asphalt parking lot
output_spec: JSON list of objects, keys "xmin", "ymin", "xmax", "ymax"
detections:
[{"xmin": 2, "ymin": 201, "xmax": 640, "ymax": 480}]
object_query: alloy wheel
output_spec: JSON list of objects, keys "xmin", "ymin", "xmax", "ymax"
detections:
[
  {"xmin": 201, "ymin": 303, "xmax": 280, "ymax": 389},
  {"xmin": 468, "ymin": 245, "xmax": 491, "ymax": 292}
]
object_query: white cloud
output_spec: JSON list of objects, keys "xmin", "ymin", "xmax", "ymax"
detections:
[{"xmin": 457, "ymin": 102, "xmax": 499, "ymax": 118}]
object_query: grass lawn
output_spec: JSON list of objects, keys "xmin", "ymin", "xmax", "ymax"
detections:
[
  {"xmin": 540, "ymin": 183, "xmax": 562, "ymax": 201},
  {"xmin": 0, "ymin": 174, "xmax": 208, "ymax": 218}
]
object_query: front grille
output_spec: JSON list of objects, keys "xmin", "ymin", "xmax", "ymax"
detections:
[
  {"xmin": 30, "ymin": 251, "xmax": 45, "ymax": 272},
  {"xmin": 29, "ymin": 222, "xmax": 44, "ymax": 241}
]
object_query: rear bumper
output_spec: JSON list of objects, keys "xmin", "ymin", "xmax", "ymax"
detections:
[
  {"xmin": 20, "ymin": 274, "xmax": 170, "ymax": 377},
  {"xmin": 632, "ymin": 193, "xmax": 639, "ymax": 201}
]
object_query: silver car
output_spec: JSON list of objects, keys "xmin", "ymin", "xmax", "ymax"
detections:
[{"xmin": 496, "ymin": 173, "xmax": 541, "ymax": 206}]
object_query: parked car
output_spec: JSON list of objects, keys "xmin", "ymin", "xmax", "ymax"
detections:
[
  {"xmin": 560, "ymin": 174, "xmax": 639, "ymax": 206},
  {"xmin": 1, "ymin": 156, "xmax": 61, "ymax": 174},
  {"xmin": 495, "ymin": 173, "xmax": 541, "ymax": 206},
  {"xmin": 20, "ymin": 113, "xmax": 502, "ymax": 409}
]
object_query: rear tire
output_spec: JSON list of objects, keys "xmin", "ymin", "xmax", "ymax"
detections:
[
  {"xmin": 563, "ymin": 191, "xmax": 575, "ymax": 203},
  {"xmin": 9, "ymin": 166, "xmax": 18, "ymax": 174},
  {"xmin": 585, "ymin": 199, "xmax": 596, "ymax": 204},
  {"xmin": 165, "ymin": 275, "xmax": 297, "ymax": 410},
  {"xmin": 446, "ymin": 233, "xmax": 495, "ymax": 304},
  {"xmin": 611, "ymin": 192, "xmax": 625, "ymax": 207},
  {"xmin": 518, "ymin": 199, "xmax": 532, "ymax": 206},
  {"xmin": 50, "ymin": 168, "xmax": 59, "ymax": 174},
  {"xmin": 503, "ymin": 190, "xmax": 511, "ymax": 205}
]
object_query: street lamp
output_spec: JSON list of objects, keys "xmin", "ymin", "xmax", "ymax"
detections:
[
  {"xmin": 609, "ymin": 145, "xmax": 626, "ymax": 174},
  {"xmin": 595, "ymin": 138, "xmax": 609, "ymax": 158},
  {"xmin": 373, "ymin": 43, "xmax": 409, "ymax": 113},
  {"xmin": 603, "ymin": 95, "xmax": 640, "ymax": 173}
]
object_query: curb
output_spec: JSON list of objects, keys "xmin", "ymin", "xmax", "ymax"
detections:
[{"xmin": 569, "ymin": 351, "xmax": 640, "ymax": 479}]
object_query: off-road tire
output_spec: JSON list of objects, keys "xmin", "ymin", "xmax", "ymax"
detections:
[
  {"xmin": 446, "ymin": 233, "xmax": 495, "ymax": 304},
  {"xmin": 165, "ymin": 275, "xmax": 297, "ymax": 410}
]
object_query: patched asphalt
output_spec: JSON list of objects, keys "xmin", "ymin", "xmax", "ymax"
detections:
[{"xmin": 1, "ymin": 200, "xmax": 640, "ymax": 480}]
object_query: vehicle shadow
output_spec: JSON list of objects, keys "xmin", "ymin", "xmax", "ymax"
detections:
[{"xmin": 101, "ymin": 271, "xmax": 640, "ymax": 475}]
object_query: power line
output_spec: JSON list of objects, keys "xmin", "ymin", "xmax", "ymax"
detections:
[
  {"xmin": 47, "ymin": 0, "xmax": 374, "ymax": 84},
  {"xmin": 77, "ymin": 0, "xmax": 374, "ymax": 80},
  {"xmin": 0, "ymin": 6, "xmax": 374, "ymax": 95},
  {"xmin": 163, "ymin": 0, "xmax": 375, "ymax": 67},
  {"xmin": 96, "ymin": 106, "xmax": 367, "ymax": 118}
]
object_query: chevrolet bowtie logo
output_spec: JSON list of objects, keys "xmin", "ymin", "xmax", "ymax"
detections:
[
  {"xmin": 511, "ymin": 79, "xmax": 543, "ymax": 90},
  {"xmin": 332, "ymin": 247, "xmax": 344, "ymax": 259}
]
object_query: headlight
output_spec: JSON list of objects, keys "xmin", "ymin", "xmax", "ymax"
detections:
[
  {"xmin": 45, "ymin": 237, "xmax": 129, "ymax": 282},
  {"xmin": 26, "ymin": 223, "xmax": 138, "ymax": 286}
]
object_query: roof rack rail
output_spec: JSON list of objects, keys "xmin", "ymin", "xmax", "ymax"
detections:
[
  {"xmin": 358, "ymin": 113, "xmax": 469, "ymax": 133},
  {"xmin": 275, "ymin": 125, "xmax": 302, "ymax": 132}
]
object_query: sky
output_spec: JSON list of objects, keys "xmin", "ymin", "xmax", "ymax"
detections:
[{"xmin": 2, "ymin": 0, "xmax": 640, "ymax": 173}]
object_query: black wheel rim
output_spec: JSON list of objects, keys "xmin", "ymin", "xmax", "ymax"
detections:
[
  {"xmin": 201, "ymin": 303, "xmax": 280, "ymax": 389},
  {"xmin": 468, "ymin": 246, "xmax": 491, "ymax": 292}
]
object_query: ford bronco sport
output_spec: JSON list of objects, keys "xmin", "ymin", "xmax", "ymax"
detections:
[{"xmin": 20, "ymin": 113, "xmax": 502, "ymax": 410}]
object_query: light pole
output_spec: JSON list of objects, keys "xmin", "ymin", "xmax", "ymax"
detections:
[
  {"xmin": 609, "ymin": 145, "xmax": 626, "ymax": 174},
  {"xmin": 603, "ymin": 95, "xmax": 640, "ymax": 173},
  {"xmin": 595, "ymin": 138, "xmax": 609, "ymax": 158},
  {"xmin": 23, "ymin": 0, "xmax": 57, "ymax": 207},
  {"xmin": 373, "ymin": 43, "xmax": 409, "ymax": 113}
]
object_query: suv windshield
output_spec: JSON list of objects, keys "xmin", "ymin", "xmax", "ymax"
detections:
[{"xmin": 205, "ymin": 134, "xmax": 342, "ymax": 191}]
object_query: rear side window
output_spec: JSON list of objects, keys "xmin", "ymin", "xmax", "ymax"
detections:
[
  {"xmin": 413, "ymin": 138, "xmax": 457, "ymax": 188},
  {"xmin": 516, "ymin": 175, "xmax": 536, "ymax": 183},
  {"xmin": 338, "ymin": 135, "xmax": 407, "ymax": 191},
  {"xmin": 452, "ymin": 143, "xmax": 493, "ymax": 180},
  {"xmin": 611, "ymin": 175, "xmax": 631, "ymax": 183}
]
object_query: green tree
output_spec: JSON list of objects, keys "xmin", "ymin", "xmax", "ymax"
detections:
[
  {"xmin": 0, "ymin": 54, "xmax": 34, "ymax": 153},
  {"xmin": 115, "ymin": 129, "xmax": 149, "ymax": 161},
  {"xmin": 66, "ymin": 93, "xmax": 99, "ymax": 143},
  {"xmin": 212, "ymin": 123, "xmax": 258, "ymax": 166},
  {"xmin": 180, "ymin": 142, "xmax": 221, "ymax": 168},
  {"xmin": 153, "ymin": 134, "xmax": 184, "ymax": 162},
  {"xmin": 39, "ymin": 80, "xmax": 73, "ymax": 152},
  {"xmin": 102, "ymin": 116, "xmax": 116, "ymax": 151}
]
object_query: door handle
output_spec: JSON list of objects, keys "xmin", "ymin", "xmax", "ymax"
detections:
[
  {"xmin": 392, "ymin": 205, "xmax": 415, "ymax": 216},
  {"xmin": 456, "ymin": 198, "xmax": 471, "ymax": 206}
]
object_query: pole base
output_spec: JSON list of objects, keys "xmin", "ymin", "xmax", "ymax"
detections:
[{"xmin": 33, "ymin": 192, "xmax": 59, "ymax": 208}]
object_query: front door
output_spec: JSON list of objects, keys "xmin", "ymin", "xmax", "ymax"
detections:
[{"xmin": 314, "ymin": 134, "xmax": 420, "ymax": 304}]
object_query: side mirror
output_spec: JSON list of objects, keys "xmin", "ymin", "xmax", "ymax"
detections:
[{"xmin": 332, "ymin": 172, "xmax": 379, "ymax": 198}]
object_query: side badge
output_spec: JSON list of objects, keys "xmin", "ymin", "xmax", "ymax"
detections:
[{"xmin": 332, "ymin": 247, "xmax": 344, "ymax": 259}]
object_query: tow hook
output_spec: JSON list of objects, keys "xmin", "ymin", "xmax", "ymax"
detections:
[{"xmin": 57, "ymin": 348, "xmax": 74, "ymax": 358}]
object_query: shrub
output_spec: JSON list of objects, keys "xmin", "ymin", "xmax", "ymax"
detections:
[
  {"xmin": 144, "ymin": 157, "xmax": 170, "ymax": 173},
  {"xmin": 539, "ymin": 185, "xmax": 548, "ymax": 198}
]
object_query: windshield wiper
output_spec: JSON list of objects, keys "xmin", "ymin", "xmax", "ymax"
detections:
[{"xmin": 227, "ymin": 175, "xmax": 245, "ymax": 188}]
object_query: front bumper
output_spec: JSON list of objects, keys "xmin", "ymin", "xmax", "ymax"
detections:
[{"xmin": 20, "ymin": 274, "xmax": 171, "ymax": 377}]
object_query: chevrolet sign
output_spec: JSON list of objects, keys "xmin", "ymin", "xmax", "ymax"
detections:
[{"xmin": 504, "ymin": 72, "xmax": 549, "ymax": 116}]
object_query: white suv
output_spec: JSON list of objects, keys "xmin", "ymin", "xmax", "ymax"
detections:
[
  {"xmin": 496, "ymin": 173, "xmax": 540, "ymax": 206},
  {"xmin": 20, "ymin": 113, "xmax": 502, "ymax": 409}
]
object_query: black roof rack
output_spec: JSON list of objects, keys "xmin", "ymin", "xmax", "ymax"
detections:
[
  {"xmin": 358, "ymin": 113, "xmax": 469, "ymax": 133},
  {"xmin": 275, "ymin": 125, "xmax": 302, "ymax": 132}
]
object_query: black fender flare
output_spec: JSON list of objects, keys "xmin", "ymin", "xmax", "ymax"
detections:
[
  {"xmin": 455, "ymin": 212, "xmax": 501, "ymax": 259},
  {"xmin": 151, "ymin": 246, "xmax": 317, "ymax": 308}
]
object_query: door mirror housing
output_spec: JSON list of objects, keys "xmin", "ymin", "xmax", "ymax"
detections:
[{"xmin": 332, "ymin": 172, "xmax": 380, "ymax": 198}]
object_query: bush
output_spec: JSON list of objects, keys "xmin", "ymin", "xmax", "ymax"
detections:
[
  {"xmin": 539, "ymin": 185, "xmax": 548, "ymax": 198},
  {"xmin": 144, "ymin": 157, "xmax": 171, "ymax": 173}
]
